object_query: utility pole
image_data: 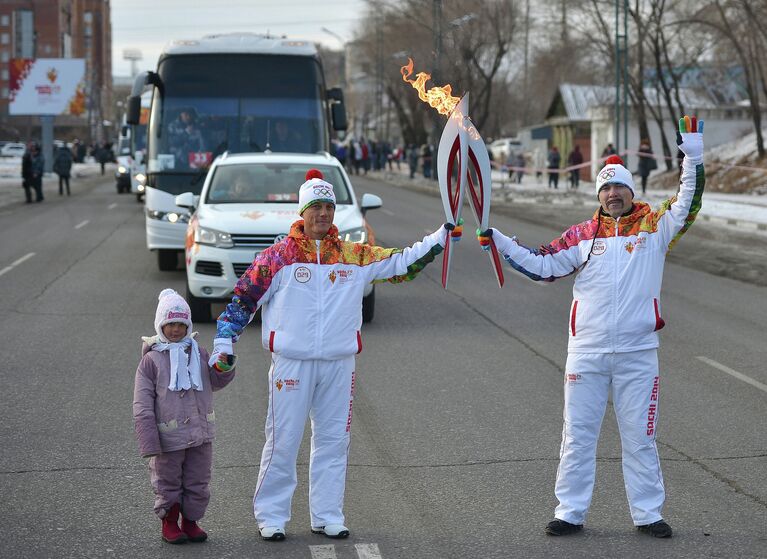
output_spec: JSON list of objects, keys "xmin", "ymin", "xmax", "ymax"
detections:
[
  {"xmin": 614, "ymin": 0, "xmax": 628, "ymax": 153},
  {"xmin": 523, "ymin": 0, "xmax": 530, "ymax": 127},
  {"xmin": 431, "ymin": 0, "xmax": 442, "ymax": 179},
  {"xmin": 376, "ymin": 16, "xmax": 384, "ymax": 141}
]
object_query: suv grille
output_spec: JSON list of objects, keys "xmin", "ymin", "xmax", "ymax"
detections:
[
  {"xmin": 233, "ymin": 263, "xmax": 251, "ymax": 277},
  {"xmin": 230, "ymin": 233, "xmax": 284, "ymax": 248},
  {"xmin": 195, "ymin": 260, "xmax": 223, "ymax": 277}
]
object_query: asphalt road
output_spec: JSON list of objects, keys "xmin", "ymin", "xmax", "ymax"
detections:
[{"xmin": 0, "ymin": 174, "xmax": 765, "ymax": 559}]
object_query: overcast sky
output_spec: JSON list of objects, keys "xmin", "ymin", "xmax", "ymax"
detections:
[{"xmin": 111, "ymin": 0, "xmax": 365, "ymax": 77}]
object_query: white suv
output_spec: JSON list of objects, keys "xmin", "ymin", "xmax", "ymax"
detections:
[{"xmin": 175, "ymin": 152, "xmax": 382, "ymax": 323}]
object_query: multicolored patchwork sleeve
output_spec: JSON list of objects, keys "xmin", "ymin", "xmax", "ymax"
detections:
[
  {"xmin": 655, "ymin": 157, "xmax": 705, "ymax": 251},
  {"xmin": 495, "ymin": 222, "xmax": 593, "ymax": 282},
  {"xmin": 215, "ymin": 248, "xmax": 281, "ymax": 339},
  {"xmin": 359, "ymin": 226, "xmax": 446, "ymax": 283}
]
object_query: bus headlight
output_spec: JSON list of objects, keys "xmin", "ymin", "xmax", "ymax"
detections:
[
  {"xmin": 339, "ymin": 226, "xmax": 367, "ymax": 243},
  {"xmin": 117, "ymin": 165, "xmax": 128, "ymax": 174},
  {"xmin": 137, "ymin": 184, "xmax": 145, "ymax": 193},
  {"xmin": 194, "ymin": 226, "xmax": 233, "ymax": 248},
  {"xmin": 135, "ymin": 173, "xmax": 146, "ymax": 184}
]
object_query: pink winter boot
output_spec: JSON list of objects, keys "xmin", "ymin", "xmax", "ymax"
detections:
[
  {"xmin": 161, "ymin": 503, "xmax": 188, "ymax": 544},
  {"xmin": 181, "ymin": 515, "xmax": 208, "ymax": 542}
]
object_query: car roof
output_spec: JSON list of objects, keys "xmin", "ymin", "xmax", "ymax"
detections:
[{"xmin": 212, "ymin": 151, "xmax": 341, "ymax": 167}]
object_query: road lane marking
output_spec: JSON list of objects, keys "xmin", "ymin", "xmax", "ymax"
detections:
[
  {"xmin": 310, "ymin": 545, "xmax": 337, "ymax": 559},
  {"xmin": 107, "ymin": 202, "xmax": 117, "ymax": 209},
  {"xmin": 0, "ymin": 252, "xmax": 35, "ymax": 277},
  {"xmin": 697, "ymin": 356, "xmax": 767, "ymax": 394},
  {"xmin": 380, "ymin": 208, "xmax": 395, "ymax": 216},
  {"xmin": 356, "ymin": 543, "xmax": 383, "ymax": 559},
  {"xmin": 74, "ymin": 220, "xmax": 89, "ymax": 229}
]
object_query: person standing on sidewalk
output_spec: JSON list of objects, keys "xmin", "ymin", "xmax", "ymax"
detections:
[
  {"xmin": 54, "ymin": 145, "xmax": 73, "ymax": 196},
  {"xmin": 477, "ymin": 116, "xmax": 705, "ymax": 538},
  {"xmin": 209, "ymin": 169, "xmax": 457, "ymax": 542},
  {"xmin": 567, "ymin": 145, "xmax": 584, "ymax": 189},
  {"xmin": 637, "ymin": 139, "xmax": 657, "ymax": 195},
  {"xmin": 28, "ymin": 142, "xmax": 45, "ymax": 202},
  {"xmin": 547, "ymin": 145, "xmax": 561, "ymax": 189},
  {"xmin": 21, "ymin": 141, "xmax": 34, "ymax": 203}
]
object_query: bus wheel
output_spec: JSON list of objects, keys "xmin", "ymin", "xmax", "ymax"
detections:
[
  {"xmin": 157, "ymin": 249, "xmax": 178, "ymax": 271},
  {"xmin": 186, "ymin": 284, "xmax": 212, "ymax": 323},
  {"xmin": 362, "ymin": 287, "xmax": 375, "ymax": 323}
]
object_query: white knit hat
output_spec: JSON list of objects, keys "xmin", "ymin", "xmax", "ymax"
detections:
[
  {"xmin": 595, "ymin": 155, "xmax": 635, "ymax": 197},
  {"xmin": 298, "ymin": 169, "xmax": 336, "ymax": 215},
  {"xmin": 154, "ymin": 288, "xmax": 193, "ymax": 341}
]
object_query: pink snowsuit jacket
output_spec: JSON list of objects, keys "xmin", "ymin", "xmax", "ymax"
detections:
[{"xmin": 133, "ymin": 340, "xmax": 236, "ymax": 458}]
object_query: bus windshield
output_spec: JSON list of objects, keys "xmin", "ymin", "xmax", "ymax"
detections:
[{"xmin": 147, "ymin": 54, "xmax": 326, "ymax": 177}]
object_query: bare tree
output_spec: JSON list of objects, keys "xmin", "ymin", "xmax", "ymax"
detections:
[
  {"xmin": 350, "ymin": 0, "xmax": 519, "ymax": 144},
  {"xmin": 686, "ymin": 0, "xmax": 765, "ymax": 157}
]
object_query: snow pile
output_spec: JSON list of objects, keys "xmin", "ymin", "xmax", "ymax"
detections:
[{"xmin": 652, "ymin": 128, "xmax": 767, "ymax": 195}]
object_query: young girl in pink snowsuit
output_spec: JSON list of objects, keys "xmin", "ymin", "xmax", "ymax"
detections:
[{"xmin": 133, "ymin": 289, "xmax": 236, "ymax": 544}]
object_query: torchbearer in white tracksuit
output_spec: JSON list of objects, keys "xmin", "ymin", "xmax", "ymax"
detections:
[
  {"xmin": 209, "ymin": 169, "xmax": 461, "ymax": 542},
  {"xmin": 477, "ymin": 116, "xmax": 705, "ymax": 538}
]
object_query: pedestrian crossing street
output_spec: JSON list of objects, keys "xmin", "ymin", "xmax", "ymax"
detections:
[{"xmin": 310, "ymin": 543, "xmax": 383, "ymax": 559}]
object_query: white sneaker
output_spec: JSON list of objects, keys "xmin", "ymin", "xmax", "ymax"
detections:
[
  {"xmin": 259, "ymin": 526, "xmax": 286, "ymax": 541},
  {"xmin": 311, "ymin": 524, "xmax": 350, "ymax": 539}
]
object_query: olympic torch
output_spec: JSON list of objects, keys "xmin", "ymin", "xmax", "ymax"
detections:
[{"xmin": 401, "ymin": 58, "xmax": 504, "ymax": 289}]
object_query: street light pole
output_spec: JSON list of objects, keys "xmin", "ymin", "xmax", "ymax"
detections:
[{"xmin": 431, "ymin": 0, "xmax": 442, "ymax": 179}]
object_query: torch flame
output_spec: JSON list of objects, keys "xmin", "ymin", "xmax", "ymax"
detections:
[{"xmin": 401, "ymin": 58, "xmax": 460, "ymax": 116}]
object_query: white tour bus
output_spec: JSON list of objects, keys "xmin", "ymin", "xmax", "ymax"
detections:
[{"xmin": 127, "ymin": 33, "xmax": 347, "ymax": 270}]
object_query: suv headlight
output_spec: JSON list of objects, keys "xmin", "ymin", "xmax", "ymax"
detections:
[
  {"xmin": 146, "ymin": 209, "xmax": 191, "ymax": 224},
  {"xmin": 339, "ymin": 226, "xmax": 367, "ymax": 243},
  {"xmin": 194, "ymin": 225, "xmax": 233, "ymax": 248}
]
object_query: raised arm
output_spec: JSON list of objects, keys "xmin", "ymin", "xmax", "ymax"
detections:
[{"xmin": 655, "ymin": 116, "xmax": 705, "ymax": 250}]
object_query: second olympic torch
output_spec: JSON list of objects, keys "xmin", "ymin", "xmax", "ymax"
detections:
[{"xmin": 402, "ymin": 58, "xmax": 505, "ymax": 289}]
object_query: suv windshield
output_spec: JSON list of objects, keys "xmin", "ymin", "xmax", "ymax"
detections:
[{"xmin": 206, "ymin": 163, "xmax": 351, "ymax": 205}]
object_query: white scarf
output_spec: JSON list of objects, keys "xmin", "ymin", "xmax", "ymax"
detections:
[{"xmin": 153, "ymin": 337, "xmax": 203, "ymax": 392}]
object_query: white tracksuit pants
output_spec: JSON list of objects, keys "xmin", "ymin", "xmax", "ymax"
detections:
[
  {"xmin": 554, "ymin": 349, "xmax": 665, "ymax": 526},
  {"xmin": 253, "ymin": 354, "xmax": 355, "ymax": 529}
]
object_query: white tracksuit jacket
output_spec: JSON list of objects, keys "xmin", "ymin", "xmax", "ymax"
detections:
[{"xmin": 493, "ymin": 155, "xmax": 705, "ymax": 351}]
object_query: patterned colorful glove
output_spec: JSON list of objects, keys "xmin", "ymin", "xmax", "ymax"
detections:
[
  {"xmin": 676, "ymin": 115, "xmax": 704, "ymax": 161},
  {"xmin": 477, "ymin": 228, "xmax": 493, "ymax": 251},
  {"xmin": 212, "ymin": 353, "xmax": 236, "ymax": 373},
  {"xmin": 448, "ymin": 218, "xmax": 463, "ymax": 242}
]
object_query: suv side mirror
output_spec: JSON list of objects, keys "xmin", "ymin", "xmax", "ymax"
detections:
[
  {"xmin": 175, "ymin": 192, "xmax": 198, "ymax": 210},
  {"xmin": 360, "ymin": 193, "xmax": 382, "ymax": 215}
]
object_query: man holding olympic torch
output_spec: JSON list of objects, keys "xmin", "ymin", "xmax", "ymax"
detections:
[{"xmin": 478, "ymin": 117, "xmax": 705, "ymax": 537}]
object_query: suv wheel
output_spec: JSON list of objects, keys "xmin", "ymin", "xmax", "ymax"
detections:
[
  {"xmin": 186, "ymin": 284, "xmax": 212, "ymax": 323},
  {"xmin": 362, "ymin": 287, "xmax": 375, "ymax": 323},
  {"xmin": 157, "ymin": 249, "xmax": 178, "ymax": 271}
]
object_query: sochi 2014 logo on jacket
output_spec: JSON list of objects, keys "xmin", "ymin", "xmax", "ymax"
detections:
[
  {"xmin": 591, "ymin": 239, "xmax": 607, "ymax": 255},
  {"xmin": 294, "ymin": 266, "xmax": 311, "ymax": 283}
]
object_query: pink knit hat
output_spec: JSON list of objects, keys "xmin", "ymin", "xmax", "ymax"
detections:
[{"xmin": 154, "ymin": 288, "xmax": 193, "ymax": 341}]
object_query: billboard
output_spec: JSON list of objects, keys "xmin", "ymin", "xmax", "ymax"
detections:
[{"xmin": 9, "ymin": 58, "xmax": 86, "ymax": 116}]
